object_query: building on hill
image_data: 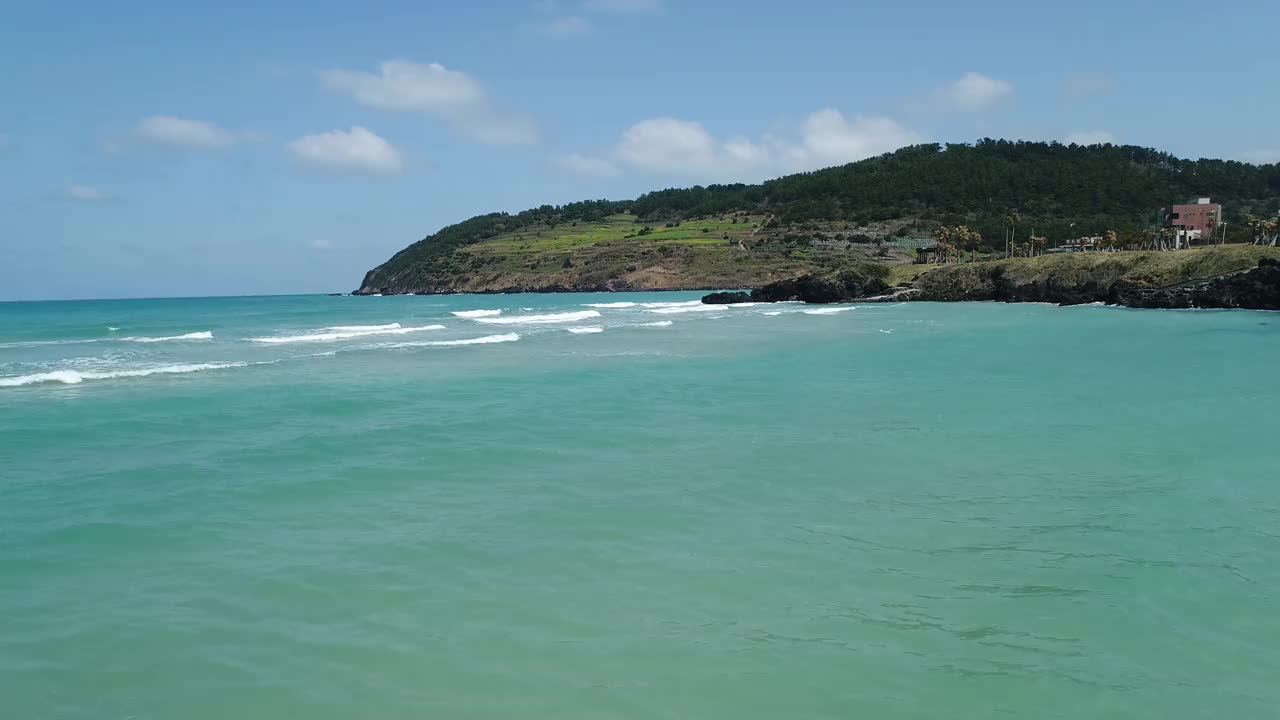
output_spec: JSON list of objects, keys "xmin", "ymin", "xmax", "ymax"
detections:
[
  {"xmin": 1166, "ymin": 198, "xmax": 1222, "ymax": 247},
  {"xmin": 1046, "ymin": 236, "xmax": 1101, "ymax": 254}
]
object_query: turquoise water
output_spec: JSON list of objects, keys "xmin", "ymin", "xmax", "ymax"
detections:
[{"xmin": 3, "ymin": 294, "xmax": 1279, "ymax": 718}]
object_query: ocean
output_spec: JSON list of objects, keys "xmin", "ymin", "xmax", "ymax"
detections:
[{"xmin": 2, "ymin": 293, "xmax": 1278, "ymax": 718}]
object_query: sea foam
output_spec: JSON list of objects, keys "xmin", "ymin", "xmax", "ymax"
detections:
[
  {"xmin": 640, "ymin": 300, "xmax": 703, "ymax": 309},
  {"xmin": 802, "ymin": 307, "xmax": 855, "ymax": 315},
  {"xmin": 0, "ymin": 331, "xmax": 214, "ymax": 348},
  {"xmin": 0, "ymin": 362, "xmax": 246, "ymax": 388},
  {"xmin": 584, "ymin": 302, "xmax": 637, "ymax": 308},
  {"xmin": 451, "ymin": 309, "xmax": 503, "ymax": 318},
  {"xmin": 125, "ymin": 331, "xmax": 215, "ymax": 343},
  {"xmin": 567, "ymin": 326, "xmax": 604, "ymax": 334},
  {"xmin": 647, "ymin": 304, "xmax": 725, "ymax": 315},
  {"xmin": 474, "ymin": 310, "xmax": 601, "ymax": 325},
  {"xmin": 326, "ymin": 323, "xmax": 402, "ymax": 332},
  {"xmin": 250, "ymin": 325, "xmax": 445, "ymax": 344},
  {"xmin": 638, "ymin": 321, "xmax": 673, "ymax": 327},
  {"xmin": 382, "ymin": 333, "xmax": 520, "ymax": 348}
]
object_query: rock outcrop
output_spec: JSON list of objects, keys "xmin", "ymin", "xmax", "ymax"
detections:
[
  {"xmin": 701, "ymin": 291, "xmax": 753, "ymax": 305},
  {"xmin": 749, "ymin": 271, "xmax": 890, "ymax": 304}
]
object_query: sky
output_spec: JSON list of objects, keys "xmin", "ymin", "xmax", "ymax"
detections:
[{"xmin": 1, "ymin": 0, "xmax": 1277, "ymax": 301}]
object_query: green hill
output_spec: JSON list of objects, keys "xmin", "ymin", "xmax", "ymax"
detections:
[{"xmin": 355, "ymin": 140, "xmax": 1280, "ymax": 295}]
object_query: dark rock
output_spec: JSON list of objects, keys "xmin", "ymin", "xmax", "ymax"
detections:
[
  {"xmin": 701, "ymin": 291, "xmax": 753, "ymax": 304},
  {"xmin": 750, "ymin": 271, "xmax": 890, "ymax": 304}
]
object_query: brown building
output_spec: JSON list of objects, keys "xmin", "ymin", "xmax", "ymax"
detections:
[{"xmin": 1169, "ymin": 198, "xmax": 1222, "ymax": 245}]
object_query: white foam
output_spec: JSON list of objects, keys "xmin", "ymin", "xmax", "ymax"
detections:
[
  {"xmin": 382, "ymin": 333, "xmax": 520, "ymax": 348},
  {"xmin": 639, "ymin": 300, "xmax": 703, "ymax": 308},
  {"xmin": 648, "ymin": 304, "xmax": 726, "ymax": 315},
  {"xmin": 727, "ymin": 303, "xmax": 762, "ymax": 308},
  {"xmin": 0, "ymin": 330, "xmax": 214, "ymax": 348},
  {"xmin": 250, "ymin": 325, "xmax": 444, "ymax": 344},
  {"xmin": 474, "ymin": 310, "xmax": 601, "ymax": 325},
  {"xmin": 638, "ymin": 321, "xmax": 673, "ymax": 327},
  {"xmin": 0, "ymin": 362, "xmax": 245, "ymax": 388},
  {"xmin": 584, "ymin": 302, "xmax": 638, "ymax": 308},
  {"xmin": 567, "ymin": 326, "xmax": 604, "ymax": 334},
  {"xmin": 124, "ymin": 331, "xmax": 214, "ymax": 343},
  {"xmin": 451, "ymin": 309, "xmax": 503, "ymax": 318},
  {"xmin": 802, "ymin": 307, "xmax": 855, "ymax": 315},
  {"xmin": 762, "ymin": 311, "xmax": 783, "ymax": 316},
  {"xmin": 326, "ymin": 323, "xmax": 401, "ymax": 331},
  {"xmin": 879, "ymin": 329, "xmax": 894, "ymax": 334},
  {"xmin": 107, "ymin": 327, "xmax": 120, "ymax": 332}
]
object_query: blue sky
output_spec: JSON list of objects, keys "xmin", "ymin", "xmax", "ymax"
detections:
[{"xmin": 1, "ymin": 0, "xmax": 1277, "ymax": 300}]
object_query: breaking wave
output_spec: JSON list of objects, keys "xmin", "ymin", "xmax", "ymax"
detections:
[
  {"xmin": 0, "ymin": 362, "xmax": 246, "ymax": 388},
  {"xmin": 380, "ymin": 333, "xmax": 521, "ymax": 348},
  {"xmin": 326, "ymin": 323, "xmax": 402, "ymax": 331},
  {"xmin": 125, "ymin": 331, "xmax": 214, "ymax": 343},
  {"xmin": 0, "ymin": 331, "xmax": 213, "ymax": 348},
  {"xmin": 584, "ymin": 302, "xmax": 637, "ymax": 308},
  {"xmin": 640, "ymin": 300, "xmax": 703, "ymax": 309},
  {"xmin": 638, "ymin": 321, "xmax": 673, "ymax": 327},
  {"xmin": 451, "ymin": 309, "xmax": 503, "ymax": 318},
  {"xmin": 567, "ymin": 326, "xmax": 604, "ymax": 334},
  {"xmin": 250, "ymin": 325, "xmax": 445, "ymax": 344},
  {"xmin": 474, "ymin": 310, "xmax": 601, "ymax": 325},
  {"xmin": 802, "ymin": 307, "xmax": 855, "ymax": 315},
  {"xmin": 647, "ymin": 304, "xmax": 725, "ymax": 315}
]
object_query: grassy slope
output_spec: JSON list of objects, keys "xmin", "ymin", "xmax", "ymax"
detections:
[
  {"xmin": 412, "ymin": 213, "xmax": 912, "ymax": 292},
  {"xmin": 914, "ymin": 245, "xmax": 1280, "ymax": 299}
]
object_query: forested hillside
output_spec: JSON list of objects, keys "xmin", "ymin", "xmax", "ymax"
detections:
[{"xmin": 357, "ymin": 140, "xmax": 1280, "ymax": 294}]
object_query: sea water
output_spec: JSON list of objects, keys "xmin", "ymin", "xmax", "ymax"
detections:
[{"xmin": 2, "ymin": 293, "xmax": 1278, "ymax": 718}]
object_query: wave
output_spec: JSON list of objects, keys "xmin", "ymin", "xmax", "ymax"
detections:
[
  {"xmin": 762, "ymin": 311, "xmax": 783, "ymax": 316},
  {"xmin": 107, "ymin": 327, "xmax": 120, "ymax": 331},
  {"xmin": 125, "ymin": 331, "xmax": 214, "ymax": 343},
  {"xmin": 250, "ymin": 325, "xmax": 444, "ymax": 344},
  {"xmin": 638, "ymin": 321, "xmax": 673, "ymax": 327},
  {"xmin": 640, "ymin": 300, "xmax": 703, "ymax": 309},
  {"xmin": 380, "ymin": 333, "xmax": 520, "ymax": 348},
  {"xmin": 451, "ymin": 309, "xmax": 503, "ymax": 318},
  {"xmin": 0, "ymin": 362, "xmax": 245, "ymax": 388},
  {"xmin": 326, "ymin": 323, "xmax": 401, "ymax": 331},
  {"xmin": 567, "ymin": 326, "xmax": 604, "ymax": 334},
  {"xmin": 0, "ymin": 331, "xmax": 213, "ymax": 348},
  {"xmin": 802, "ymin": 307, "xmax": 855, "ymax": 315},
  {"xmin": 584, "ymin": 302, "xmax": 637, "ymax": 308},
  {"xmin": 727, "ymin": 303, "xmax": 762, "ymax": 308},
  {"xmin": 474, "ymin": 310, "xmax": 601, "ymax": 325},
  {"xmin": 647, "ymin": 304, "xmax": 725, "ymax": 315}
]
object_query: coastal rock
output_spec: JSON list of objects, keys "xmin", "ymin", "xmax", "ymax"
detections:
[
  {"xmin": 701, "ymin": 291, "xmax": 753, "ymax": 305},
  {"xmin": 914, "ymin": 252, "xmax": 1280, "ymax": 311},
  {"xmin": 750, "ymin": 271, "xmax": 890, "ymax": 304}
]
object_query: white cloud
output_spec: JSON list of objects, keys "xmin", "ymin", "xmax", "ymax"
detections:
[
  {"xmin": 780, "ymin": 110, "xmax": 922, "ymax": 172},
  {"xmin": 321, "ymin": 60, "xmax": 538, "ymax": 145},
  {"xmin": 287, "ymin": 127, "xmax": 403, "ymax": 175},
  {"xmin": 540, "ymin": 16, "xmax": 593, "ymax": 36},
  {"xmin": 933, "ymin": 72, "xmax": 1014, "ymax": 112},
  {"xmin": 585, "ymin": 0, "xmax": 660, "ymax": 10},
  {"xmin": 68, "ymin": 185, "xmax": 106, "ymax": 201},
  {"xmin": 1065, "ymin": 130, "xmax": 1117, "ymax": 146},
  {"xmin": 616, "ymin": 117, "xmax": 768, "ymax": 177},
  {"xmin": 555, "ymin": 152, "xmax": 621, "ymax": 177},
  {"xmin": 1064, "ymin": 71, "xmax": 1115, "ymax": 98},
  {"xmin": 310, "ymin": 238, "xmax": 335, "ymax": 250},
  {"xmin": 559, "ymin": 109, "xmax": 920, "ymax": 180},
  {"xmin": 137, "ymin": 115, "xmax": 236, "ymax": 149}
]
